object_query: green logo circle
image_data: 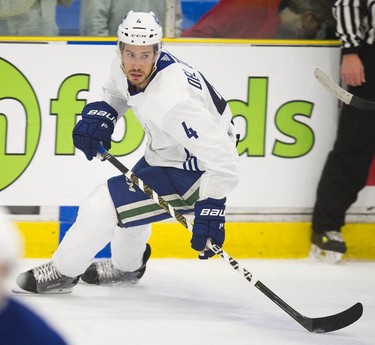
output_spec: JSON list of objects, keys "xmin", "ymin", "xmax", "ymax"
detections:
[{"xmin": 0, "ymin": 58, "xmax": 41, "ymax": 190}]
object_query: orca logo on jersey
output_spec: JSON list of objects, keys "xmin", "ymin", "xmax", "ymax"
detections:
[
  {"xmin": 200, "ymin": 208, "xmax": 225, "ymax": 217},
  {"xmin": 87, "ymin": 109, "xmax": 117, "ymax": 125}
]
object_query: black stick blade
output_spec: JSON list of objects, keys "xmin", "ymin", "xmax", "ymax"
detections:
[
  {"xmin": 306, "ymin": 302, "xmax": 363, "ymax": 333},
  {"xmin": 255, "ymin": 281, "xmax": 362, "ymax": 333}
]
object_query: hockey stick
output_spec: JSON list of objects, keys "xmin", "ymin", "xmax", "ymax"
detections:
[
  {"xmin": 97, "ymin": 145, "xmax": 363, "ymax": 333},
  {"xmin": 314, "ymin": 68, "xmax": 375, "ymax": 110}
]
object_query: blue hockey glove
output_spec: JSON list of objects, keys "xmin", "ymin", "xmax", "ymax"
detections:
[
  {"xmin": 72, "ymin": 101, "xmax": 118, "ymax": 160},
  {"xmin": 191, "ymin": 197, "xmax": 226, "ymax": 259}
]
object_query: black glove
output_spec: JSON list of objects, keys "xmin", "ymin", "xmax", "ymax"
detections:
[
  {"xmin": 72, "ymin": 101, "xmax": 118, "ymax": 160},
  {"xmin": 191, "ymin": 197, "xmax": 226, "ymax": 259}
]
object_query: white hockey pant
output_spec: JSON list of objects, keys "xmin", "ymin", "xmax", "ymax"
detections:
[{"xmin": 52, "ymin": 183, "xmax": 151, "ymax": 278}]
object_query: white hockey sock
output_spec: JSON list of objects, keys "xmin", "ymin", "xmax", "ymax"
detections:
[
  {"xmin": 110, "ymin": 224, "xmax": 151, "ymax": 272},
  {"xmin": 52, "ymin": 183, "xmax": 118, "ymax": 277}
]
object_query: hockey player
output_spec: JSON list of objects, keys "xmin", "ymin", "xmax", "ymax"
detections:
[
  {"xmin": 15, "ymin": 11, "xmax": 240, "ymax": 293},
  {"xmin": 0, "ymin": 207, "xmax": 68, "ymax": 343}
]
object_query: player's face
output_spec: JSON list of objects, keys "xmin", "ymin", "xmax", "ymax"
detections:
[{"xmin": 121, "ymin": 44, "xmax": 157, "ymax": 88}]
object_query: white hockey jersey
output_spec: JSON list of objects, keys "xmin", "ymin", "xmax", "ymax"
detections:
[{"xmin": 102, "ymin": 49, "xmax": 240, "ymax": 200}]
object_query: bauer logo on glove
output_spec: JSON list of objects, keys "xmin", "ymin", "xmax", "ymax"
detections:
[
  {"xmin": 200, "ymin": 208, "xmax": 225, "ymax": 217},
  {"xmin": 87, "ymin": 109, "xmax": 118, "ymax": 126}
]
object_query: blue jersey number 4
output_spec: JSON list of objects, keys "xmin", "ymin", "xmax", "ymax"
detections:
[{"xmin": 182, "ymin": 121, "xmax": 199, "ymax": 139}]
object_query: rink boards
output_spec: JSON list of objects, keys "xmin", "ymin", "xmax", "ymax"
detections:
[
  {"xmin": 1, "ymin": 37, "xmax": 374, "ymax": 261},
  {"xmin": 15, "ymin": 217, "xmax": 375, "ymax": 259}
]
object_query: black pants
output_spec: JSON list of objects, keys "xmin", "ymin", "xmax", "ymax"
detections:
[{"xmin": 312, "ymin": 45, "xmax": 375, "ymax": 233}]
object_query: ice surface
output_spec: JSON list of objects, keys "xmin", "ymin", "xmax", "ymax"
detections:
[{"xmin": 8, "ymin": 258, "xmax": 375, "ymax": 345}]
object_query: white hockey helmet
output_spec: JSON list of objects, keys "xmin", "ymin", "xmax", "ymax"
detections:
[{"xmin": 118, "ymin": 11, "xmax": 163, "ymax": 46}]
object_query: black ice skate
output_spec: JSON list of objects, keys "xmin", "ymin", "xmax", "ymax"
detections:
[
  {"xmin": 80, "ymin": 243, "xmax": 151, "ymax": 285},
  {"xmin": 310, "ymin": 230, "xmax": 347, "ymax": 264},
  {"xmin": 13, "ymin": 261, "xmax": 79, "ymax": 294}
]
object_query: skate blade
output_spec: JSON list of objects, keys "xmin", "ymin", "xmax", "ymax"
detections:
[
  {"xmin": 309, "ymin": 244, "xmax": 343, "ymax": 264},
  {"xmin": 11, "ymin": 286, "xmax": 73, "ymax": 295}
]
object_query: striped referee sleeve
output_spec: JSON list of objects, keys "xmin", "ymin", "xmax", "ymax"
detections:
[{"xmin": 333, "ymin": 0, "xmax": 375, "ymax": 50}]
